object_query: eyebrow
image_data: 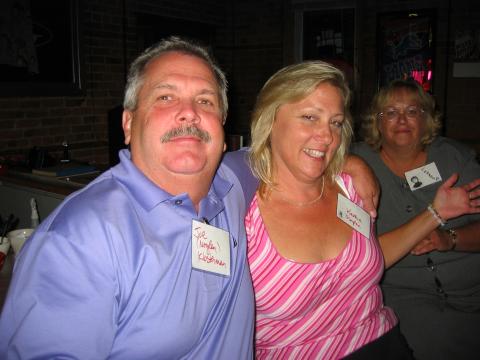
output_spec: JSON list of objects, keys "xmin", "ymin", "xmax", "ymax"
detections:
[
  {"xmin": 152, "ymin": 83, "xmax": 176, "ymax": 91},
  {"xmin": 198, "ymin": 89, "xmax": 217, "ymax": 96},
  {"xmin": 304, "ymin": 106, "xmax": 344, "ymax": 116},
  {"xmin": 152, "ymin": 83, "xmax": 217, "ymax": 96}
]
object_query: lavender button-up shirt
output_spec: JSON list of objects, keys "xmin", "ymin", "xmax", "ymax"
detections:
[{"xmin": 0, "ymin": 149, "xmax": 255, "ymax": 359}]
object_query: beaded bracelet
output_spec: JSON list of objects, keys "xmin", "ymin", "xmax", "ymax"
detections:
[{"xmin": 427, "ymin": 204, "xmax": 447, "ymax": 226}]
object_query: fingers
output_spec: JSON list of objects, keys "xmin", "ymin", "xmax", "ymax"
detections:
[
  {"xmin": 369, "ymin": 179, "xmax": 380, "ymax": 218},
  {"xmin": 467, "ymin": 199, "xmax": 480, "ymax": 213},
  {"xmin": 411, "ymin": 240, "xmax": 434, "ymax": 255},
  {"xmin": 440, "ymin": 173, "xmax": 459, "ymax": 190},
  {"xmin": 465, "ymin": 181, "xmax": 480, "ymax": 203},
  {"xmin": 464, "ymin": 179, "xmax": 480, "ymax": 213},
  {"xmin": 363, "ymin": 196, "xmax": 377, "ymax": 219},
  {"xmin": 433, "ymin": 174, "xmax": 480, "ymax": 220},
  {"xmin": 463, "ymin": 178, "xmax": 480, "ymax": 193},
  {"xmin": 411, "ymin": 247, "xmax": 432, "ymax": 255},
  {"xmin": 373, "ymin": 188, "xmax": 380, "ymax": 210},
  {"xmin": 469, "ymin": 189, "xmax": 480, "ymax": 200}
]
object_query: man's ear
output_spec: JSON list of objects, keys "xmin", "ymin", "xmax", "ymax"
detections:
[{"xmin": 122, "ymin": 110, "xmax": 133, "ymax": 145}]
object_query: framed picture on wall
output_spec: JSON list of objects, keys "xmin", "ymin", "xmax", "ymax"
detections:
[
  {"xmin": 296, "ymin": 7, "xmax": 356, "ymax": 88},
  {"xmin": 377, "ymin": 9, "xmax": 435, "ymax": 92},
  {"xmin": 293, "ymin": 4, "xmax": 359, "ymax": 126},
  {"xmin": 452, "ymin": 28, "xmax": 480, "ymax": 78},
  {"xmin": 0, "ymin": 0, "xmax": 82, "ymax": 96}
]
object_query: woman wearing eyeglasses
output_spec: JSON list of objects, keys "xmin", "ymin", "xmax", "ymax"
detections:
[{"xmin": 352, "ymin": 79, "xmax": 480, "ymax": 359}]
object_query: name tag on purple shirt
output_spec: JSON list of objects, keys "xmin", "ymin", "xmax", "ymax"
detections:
[{"xmin": 191, "ymin": 220, "xmax": 230, "ymax": 276}]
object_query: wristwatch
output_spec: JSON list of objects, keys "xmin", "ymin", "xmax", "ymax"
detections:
[{"xmin": 446, "ymin": 229, "xmax": 458, "ymax": 251}]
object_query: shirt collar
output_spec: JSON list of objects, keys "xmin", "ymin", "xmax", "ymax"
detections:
[{"xmin": 111, "ymin": 149, "xmax": 232, "ymax": 214}]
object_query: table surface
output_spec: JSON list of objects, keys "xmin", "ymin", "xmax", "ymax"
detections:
[{"xmin": 0, "ymin": 170, "xmax": 93, "ymax": 197}]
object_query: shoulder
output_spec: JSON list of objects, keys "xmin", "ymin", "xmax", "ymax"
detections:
[
  {"xmin": 42, "ymin": 170, "xmax": 131, "ymax": 238},
  {"xmin": 222, "ymin": 148, "xmax": 251, "ymax": 177},
  {"xmin": 350, "ymin": 142, "xmax": 377, "ymax": 158},
  {"xmin": 350, "ymin": 142, "xmax": 382, "ymax": 170},
  {"xmin": 429, "ymin": 137, "xmax": 480, "ymax": 180},
  {"xmin": 430, "ymin": 136, "xmax": 478, "ymax": 159},
  {"xmin": 221, "ymin": 148, "xmax": 259, "ymax": 204}
]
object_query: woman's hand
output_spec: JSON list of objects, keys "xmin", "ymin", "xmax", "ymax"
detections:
[
  {"xmin": 433, "ymin": 174, "xmax": 480, "ymax": 221},
  {"xmin": 344, "ymin": 155, "xmax": 380, "ymax": 218},
  {"xmin": 411, "ymin": 229, "xmax": 453, "ymax": 255}
]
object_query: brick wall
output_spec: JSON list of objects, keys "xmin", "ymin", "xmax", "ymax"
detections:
[
  {"xmin": 0, "ymin": 0, "xmax": 228, "ymax": 165},
  {"xmin": 1, "ymin": 0, "xmax": 479, "ymax": 165}
]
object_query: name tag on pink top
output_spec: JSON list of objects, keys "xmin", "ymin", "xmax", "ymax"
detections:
[
  {"xmin": 191, "ymin": 220, "xmax": 230, "ymax": 276},
  {"xmin": 404, "ymin": 162, "xmax": 442, "ymax": 191},
  {"xmin": 336, "ymin": 193, "xmax": 371, "ymax": 238}
]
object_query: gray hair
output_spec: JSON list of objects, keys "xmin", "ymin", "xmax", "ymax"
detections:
[{"xmin": 123, "ymin": 36, "xmax": 228, "ymax": 122}]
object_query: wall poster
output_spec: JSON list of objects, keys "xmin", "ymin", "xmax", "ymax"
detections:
[
  {"xmin": 377, "ymin": 10, "xmax": 435, "ymax": 92},
  {"xmin": 302, "ymin": 8, "xmax": 355, "ymax": 87},
  {"xmin": 0, "ymin": 0, "xmax": 82, "ymax": 96},
  {"xmin": 452, "ymin": 29, "xmax": 480, "ymax": 78}
]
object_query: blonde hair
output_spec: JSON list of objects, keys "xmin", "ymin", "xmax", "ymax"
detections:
[
  {"xmin": 249, "ymin": 61, "xmax": 353, "ymax": 188},
  {"xmin": 362, "ymin": 79, "xmax": 442, "ymax": 150}
]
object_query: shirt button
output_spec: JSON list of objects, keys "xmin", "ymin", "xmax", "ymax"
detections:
[
  {"xmin": 174, "ymin": 200, "xmax": 183, "ymax": 205},
  {"xmin": 406, "ymin": 205, "xmax": 413, "ymax": 212},
  {"xmin": 402, "ymin": 181, "xmax": 409, "ymax": 189}
]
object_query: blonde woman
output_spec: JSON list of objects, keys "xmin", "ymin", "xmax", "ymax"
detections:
[
  {"xmin": 246, "ymin": 63, "xmax": 479, "ymax": 359},
  {"xmin": 352, "ymin": 79, "xmax": 480, "ymax": 359}
]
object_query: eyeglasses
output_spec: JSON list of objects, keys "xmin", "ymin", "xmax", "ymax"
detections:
[{"xmin": 378, "ymin": 106, "xmax": 425, "ymax": 122}]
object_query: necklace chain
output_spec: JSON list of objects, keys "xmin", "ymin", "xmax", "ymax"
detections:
[{"xmin": 271, "ymin": 177, "xmax": 325, "ymax": 207}]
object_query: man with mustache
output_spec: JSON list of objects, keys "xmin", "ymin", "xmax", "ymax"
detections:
[{"xmin": 0, "ymin": 37, "xmax": 377, "ymax": 359}]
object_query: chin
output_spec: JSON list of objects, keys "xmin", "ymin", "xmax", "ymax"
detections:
[{"xmin": 168, "ymin": 164, "xmax": 209, "ymax": 175}]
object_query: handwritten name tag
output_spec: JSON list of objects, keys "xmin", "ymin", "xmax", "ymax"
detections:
[
  {"xmin": 337, "ymin": 193, "xmax": 371, "ymax": 238},
  {"xmin": 405, "ymin": 162, "xmax": 442, "ymax": 191},
  {"xmin": 191, "ymin": 220, "xmax": 230, "ymax": 276}
]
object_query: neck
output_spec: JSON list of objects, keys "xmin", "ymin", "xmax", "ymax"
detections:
[
  {"xmin": 149, "ymin": 171, "xmax": 214, "ymax": 213},
  {"xmin": 381, "ymin": 143, "xmax": 425, "ymax": 176},
  {"xmin": 269, "ymin": 176, "xmax": 326, "ymax": 207}
]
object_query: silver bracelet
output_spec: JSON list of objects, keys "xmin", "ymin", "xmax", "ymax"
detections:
[{"xmin": 427, "ymin": 204, "xmax": 447, "ymax": 226}]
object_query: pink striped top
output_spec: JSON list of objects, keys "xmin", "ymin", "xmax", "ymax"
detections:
[{"xmin": 246, "ymin": 173, "xmax": 397, "ymax": 359}]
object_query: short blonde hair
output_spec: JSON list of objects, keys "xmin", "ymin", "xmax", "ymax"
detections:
[
  {"xmin": 362, "ymin": 79, "xmax": 442, "ymax": 150},
  {"xmin": 249, "ymin": 61, "xmax": 353, "ymax": 188}
]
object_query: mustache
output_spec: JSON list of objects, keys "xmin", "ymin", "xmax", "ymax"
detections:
[{"xmin": 160, "ymin": 125, "xmax": 212, "ymax": 143}]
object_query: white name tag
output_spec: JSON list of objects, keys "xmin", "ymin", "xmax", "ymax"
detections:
[
  {"xmin": 191, "ymin": 220, "xmax": 230, "ymax": 276},
  {"xmin": 337, "ymin": 193, "xmax": 371, "ymax": 238},
  {"xmin": 405, "ymin": 162, "xmax": 442, "ymax": 191}
]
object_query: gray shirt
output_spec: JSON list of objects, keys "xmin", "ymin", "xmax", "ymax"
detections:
[{"xmin": 352, "ymin": 137, "xmax": 480, "ymax": 359}]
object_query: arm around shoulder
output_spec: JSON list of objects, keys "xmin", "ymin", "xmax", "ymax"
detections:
[{"xmin": 343, "ymin": 154, "xmax": 379, "ymax": 218}]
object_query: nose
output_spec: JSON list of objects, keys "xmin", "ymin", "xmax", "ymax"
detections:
[
  {"xmin": 397, "ymin": 110, "xmax": 408, "ymax": 124},
  {"xmin": 314, "ymin": 122, "xmax": 333, "ymax": 145},
  {"xmin": 176, "ymin": 100, "xmax": 200, "ymax": 124}
]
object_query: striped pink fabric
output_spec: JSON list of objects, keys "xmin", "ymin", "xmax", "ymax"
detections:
[{"xmin": 246, "ymin": 173, "xmax": 397, "ymax": 359}]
